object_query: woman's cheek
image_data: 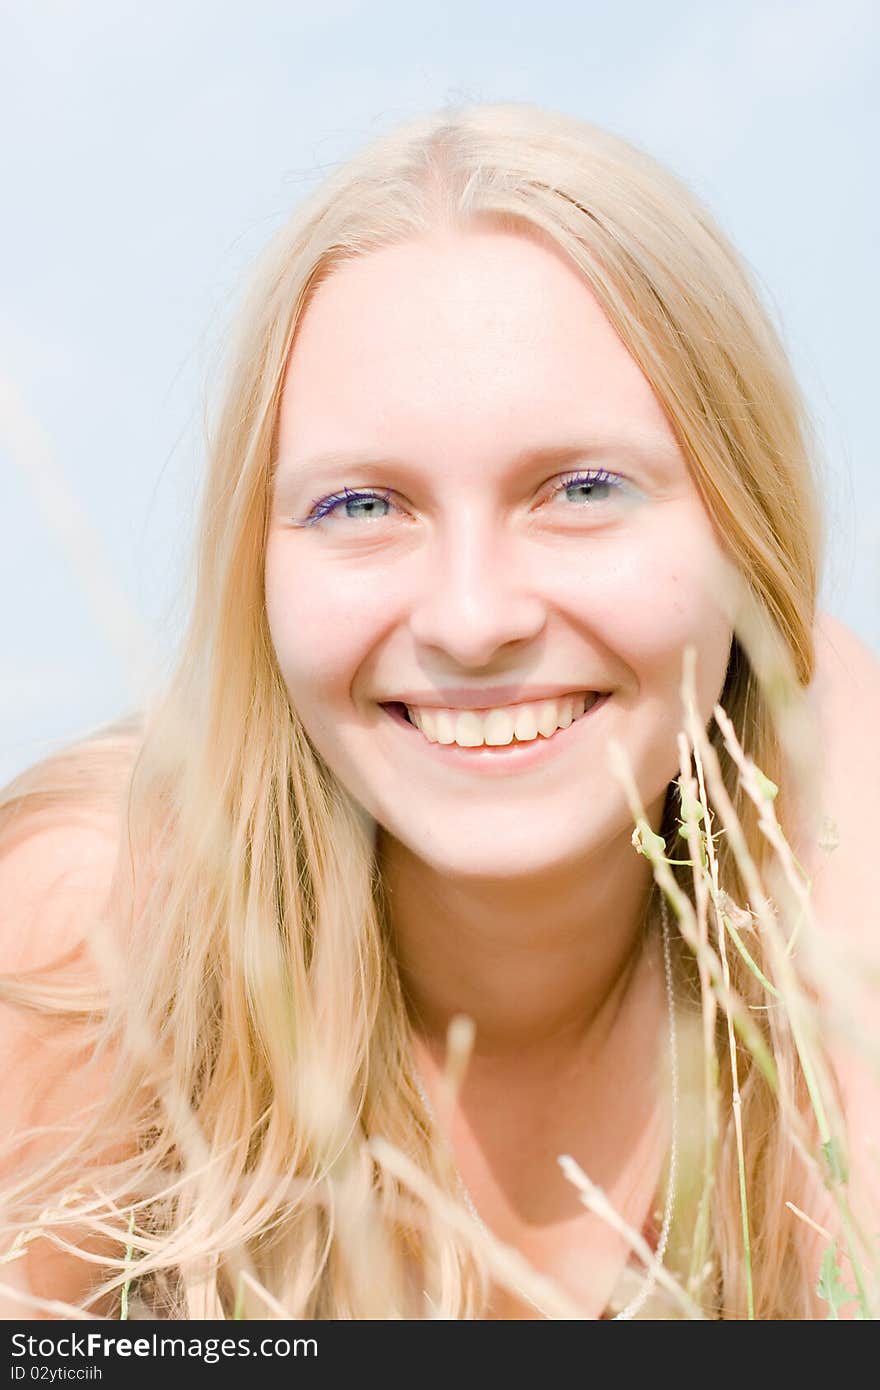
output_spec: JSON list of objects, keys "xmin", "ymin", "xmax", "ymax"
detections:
[
  {"xmin": 265, "ymin": 546, "xmax": 370, "ymax": 684},
  {"xmin": 578, "ymin": 541, "xmax": 690, "ymax": 657},
  {"xmin": 595, "ymin": 527, "xmax": 732, "ymax": 701}
]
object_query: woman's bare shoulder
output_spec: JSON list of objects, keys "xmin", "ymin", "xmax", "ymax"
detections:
[
  {"xmin": 0, "ymin": 816, "xmax": 124, "ymax": 1318},
  {"xmin": 802, "ymin": 612, "xmax": 880, "ymax": 1313},
  {"xmin": 804, "ymin": 607, "xmax": 880, "ymax": 984},
  {"xmin": 0, "ymin": 816, "xmax": 121, "ymax": 970},
  {"xmin": 811, "ymin": 610, "xmax": 880, "ymax": 710},
  {"xmin": 0, "ymin": 718, "xmax": 144, "ymax": 975},
  {"xmin": 804, "ymin": 611, "xmax": 880, "ymax": 904}
]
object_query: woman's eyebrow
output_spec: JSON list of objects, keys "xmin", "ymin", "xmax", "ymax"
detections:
[{"xmin": 276, "ymin": 432, "xmax": 682, "ymax": 489}]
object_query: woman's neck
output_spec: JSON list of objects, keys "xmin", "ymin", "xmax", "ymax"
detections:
[{"xmin": 378, "ymin": 788, "xmax": 666, "ymax": 1064}]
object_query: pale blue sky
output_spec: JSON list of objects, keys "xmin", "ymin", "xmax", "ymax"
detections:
[{"xmin": 2, "ymin": 0, "xmax": 877, "ymax": 785}]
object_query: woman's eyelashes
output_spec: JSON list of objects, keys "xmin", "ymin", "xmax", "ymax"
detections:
[
  {"xmin": 294, "ymin": 468, "xmax": 630, "ymax": 529},
  {"xmin": 299, "ymin": 484, "xmax": 395, "ymax": 528}
]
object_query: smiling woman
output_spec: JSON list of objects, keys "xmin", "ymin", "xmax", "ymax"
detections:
[
  {"xmin": 1, "ymin": 100, "xmax": 878, "ymax": 1322},
  {"xmin": 264, "ymin": 226, "xmax": 735, "ymax": 918}
]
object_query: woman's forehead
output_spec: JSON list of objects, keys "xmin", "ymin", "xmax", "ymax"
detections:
[{"xmin": 278, "ymin": 229, "xmax": 680, "ymax": 465}]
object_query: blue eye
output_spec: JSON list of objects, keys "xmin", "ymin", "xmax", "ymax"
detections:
[
  {"xmin": 295, "ymin": 469, "xmax": 624, "ymax": 528},
  {"xmin": 552, "ymin": 468, "xmax": 623, "ymax": 505},
  {"xmin": 298, "ymin": 485, "xmax": 394, "ymax": 528}
]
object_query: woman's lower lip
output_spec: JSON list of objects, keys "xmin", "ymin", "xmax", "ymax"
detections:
[{"xmin": 380, "ymin": 695, "xmax": 611, "ymax": 775}]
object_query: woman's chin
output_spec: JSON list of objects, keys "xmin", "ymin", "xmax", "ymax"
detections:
[{"xmin": 384, "ymin": 828, "xmax": 607, "ymax": 886}]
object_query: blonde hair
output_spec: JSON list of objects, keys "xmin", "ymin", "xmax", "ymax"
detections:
[{"xmin": 0, "ymin": 100, "xmax": 860, "ymax": 1319}]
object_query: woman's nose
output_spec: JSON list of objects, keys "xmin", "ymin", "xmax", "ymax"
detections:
[{"xmin": 406, "ymin": 520, "xmax": 546, "ymax": 666}]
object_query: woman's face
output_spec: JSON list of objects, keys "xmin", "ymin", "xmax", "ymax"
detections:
[{"xmin": 265, "ymin": 226, "xmax": 734, "ymax": 880}]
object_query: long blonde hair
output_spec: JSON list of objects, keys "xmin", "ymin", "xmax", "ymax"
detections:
[{"xmin": 0, "ymin": 101, "xmax": 861, "ymax": 1319}]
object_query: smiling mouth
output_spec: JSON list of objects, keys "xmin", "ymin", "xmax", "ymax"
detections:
[{"xmin": 379, "ymin": 693, "xmax": 609, "ymax": 753}]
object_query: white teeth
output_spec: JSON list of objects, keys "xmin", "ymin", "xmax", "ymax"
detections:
[
  {"xmin": 406, "ymin": 692, "xmax": 600, "ymax": 749},
  {"xmin": 536, "ymin": 701, "xmax": 560, "ymax": 738},
  {"xmin": 482, "ymin": 708, "xmax": 516, "ymax": 746},
  {"xmin": 513, "ymin": 705, "xmax": 539, "ymax": 742},
  {"xmin": 453, "ymin": 711, "xmax": 484, "ymax": 748},
  {"xmin": 433, "ymin": 710, "xmax": 457, "ymax": 745}
]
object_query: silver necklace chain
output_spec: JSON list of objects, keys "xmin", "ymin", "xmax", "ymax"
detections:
[{"xmin": 411, "ymin": 888, "xmax": 678, "ymax": 1321}]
